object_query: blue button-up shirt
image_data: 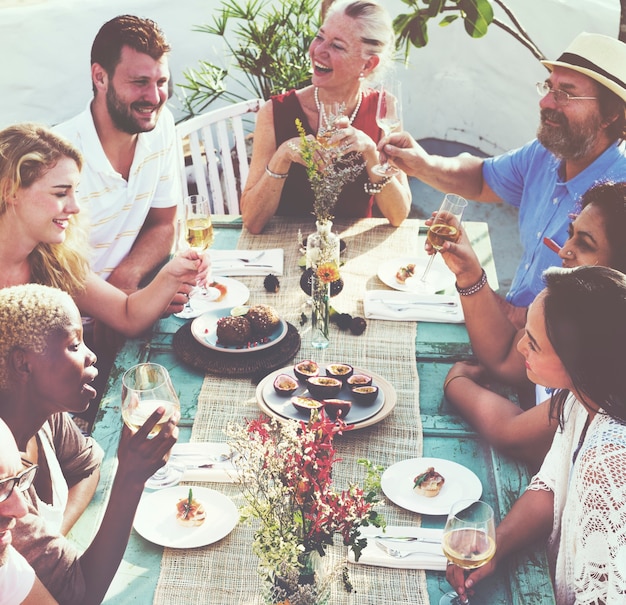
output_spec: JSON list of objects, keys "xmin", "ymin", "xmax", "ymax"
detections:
[{"xmin": 483, "ymin": 139, "xmax": 626, "ymax": 306}]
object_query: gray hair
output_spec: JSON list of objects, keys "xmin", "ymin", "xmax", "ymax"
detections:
[{"xmin": 325, "ymin": 0, "xmax": 395, "ymax": 82}]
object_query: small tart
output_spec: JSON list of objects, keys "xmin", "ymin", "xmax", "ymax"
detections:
[
  {"xmin": 413, "ymin": 466, "xmax": 445, "ymax": 498},
  {"xmin": 176, "ymin": 489, "xmax": 206, "ymax": 527}
]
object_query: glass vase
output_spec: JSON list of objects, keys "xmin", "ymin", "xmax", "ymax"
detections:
[
  {"xmin": 262, "ymin": 551, "xmax": 331, "ymax": 605},
  {"xmin": 311, "ymin": 271, "xmax": 330, "ymax": 350},
  {"xmin": 306, "ymin": 220, "xmax": 340, "ymax": 269}
]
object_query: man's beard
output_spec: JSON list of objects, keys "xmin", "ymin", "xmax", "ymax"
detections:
[
  {"xmin": 106, "ymin": 83, "xmax": 162, "ymax": 135},
  {"xmin": 537, "ymin": 109, "xmax": 603, "ymax": 161}
]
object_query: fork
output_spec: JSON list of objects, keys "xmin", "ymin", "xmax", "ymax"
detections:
[{"xmin": 375, "ymin": 540, "xmax": 445, "ymax": 559}]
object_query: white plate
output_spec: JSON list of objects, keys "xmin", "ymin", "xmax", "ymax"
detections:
[
  {"xmin": 256, "ymin": 365, "xmax": 397, "ymax": 430},
  {"xmin": 260, "ymin": 365, "xmax": 385, "ymax": 425},
  {"xmin": 133, "ymin": 486, "xmax": 238, "ymax": 548},
  {"xmin": 378, "ymin": 257, "xmax": 455, "ymax": 294},
  {"xmin": 190, "ymin": 307, "xmax": 288, "ymax": 353},
  {"xmin": 174, "ymin": 277, "xmax": 250, "ymax": 319},
  {"xmin": 381, "ymin": 457, "xmax": 482, "ymax": 516}
]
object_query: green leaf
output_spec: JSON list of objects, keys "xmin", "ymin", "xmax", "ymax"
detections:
[{"xmin": 439, "ymin": 15, "xmax": 459, "ymax": 27}]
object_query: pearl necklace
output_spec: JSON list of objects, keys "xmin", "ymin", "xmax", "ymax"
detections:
[{"xmin": 314, "ymin": 86, "xmax": 363, "ymax": 125}]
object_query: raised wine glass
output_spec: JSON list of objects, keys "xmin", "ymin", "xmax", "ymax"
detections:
[
  {"xmin": 121, "ymin": 363, "xmax": 184, "ymax": 489},
  {"xmin": 440, "ymin": 499, "xmax": 496, "ymax": 605},
  {"xmin": 317, "ymin": 100, "xmax": 345, "ymax": 151},
  {"xmin": 184, "ymin": 194, "xmax": 220, "ymax": 303},
  {"xmin": 371, "ymin": 79, "xmax": 402, "ymax": 177},
  {"xmin": 419, "ymin": 193, "xmax": 468, "ymax": 286}
]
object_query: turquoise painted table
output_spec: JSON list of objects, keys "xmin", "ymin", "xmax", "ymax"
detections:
[{"xmin": 69, "ymin": 217, "xmax": 555, "ymax": 605}]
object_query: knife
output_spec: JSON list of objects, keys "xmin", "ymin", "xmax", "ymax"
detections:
[
  {"xmin": 371, "ymin": 298, "xmax": 458, "ymax": 307},
  {"xmin": 212, "ymin": 262, "xmax": 275, "ymax": 269},
  {"xmin": 374, "ymin": 534, "xmax": 441, "ymax": 544}
]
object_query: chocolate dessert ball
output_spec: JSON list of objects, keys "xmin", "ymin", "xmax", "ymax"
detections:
[
  {"xmin": 216, "ymin": 315, "xmax": 252, "ymax": 346},
  {"xmin": 246, "ymin": 304, "xmax": 281, "ymax": 337}
]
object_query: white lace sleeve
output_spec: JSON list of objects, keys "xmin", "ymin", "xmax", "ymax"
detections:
[
  {"xmin": 526, "ymin": 476, "xmax": 552, "ymax": 492},
  {"xmin": 568, "ymin": 416, "xmax": 626, "ymax": 604}
]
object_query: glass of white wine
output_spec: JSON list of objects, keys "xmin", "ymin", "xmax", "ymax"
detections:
[
  {"xmin": 419, "ymin": 193, "xmax": 468, "ymax": 286},
  {"xmin": 184, "ymin": 194, "xmax": 220, "ymax": 302},
  {"xmin": 317, "ymin": 101, "xmax": 344, "ymax": 151},
  {"xmin": 372, "ymin": 79, "xmax": 402, "ymax": 177},
  {"xmin": 121, "ymin": 363, "xmax": 184, "ymax": 489},
  {"xmin": 440, "ymin": 499, "xmax": 497, "ymax": 605}
]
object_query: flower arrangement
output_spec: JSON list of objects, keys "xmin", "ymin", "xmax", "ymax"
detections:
[
  {"xmin": 226, "ymin": 412, "xmax": 385, "ymax": 601},
  {"xmin": 294, "ymin": 118, "xmax": 364, "ymax": 223}
]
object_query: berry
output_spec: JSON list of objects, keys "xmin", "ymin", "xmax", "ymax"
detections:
[
  {"xmin": 350, "ymin": 316, "xmax": 367, "ymax": 335},
  {"xmin": 263, "ymin": 274, "xmax": 280, "ymax": 293},
  {"xmin": 335, "ymin": 313, "xmax": 353, "ymax": 330}
]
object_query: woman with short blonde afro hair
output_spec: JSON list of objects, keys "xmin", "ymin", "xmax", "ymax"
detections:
[{"xmin": 0, "ymin": 283, "xmax": 76, "ymax": 389}]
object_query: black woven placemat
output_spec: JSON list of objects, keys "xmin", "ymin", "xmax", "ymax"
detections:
[{"xmin": 173, "ymin": 320, "xmax": 301, "ymax": 378}]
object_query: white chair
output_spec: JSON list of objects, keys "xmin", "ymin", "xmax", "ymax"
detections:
[{"xmin": 176, "ymin": 98, "xmax": 262, "ymax": 214}]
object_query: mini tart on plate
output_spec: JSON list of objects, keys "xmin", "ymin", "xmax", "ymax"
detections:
[
  {"xmin": 413, "ymin": 467, "xmax": 445, "ymax": 498},
  {"xmin": 395, "ymin": 263, "xmax": 416, "ymax": 284},
  {"xmin": 176, "ymin": 488, "xmax": 206, "ymax": 527}
]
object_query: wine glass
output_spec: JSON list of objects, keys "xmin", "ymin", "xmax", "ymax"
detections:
[
  {"xmin": 121, "ymin": 363, "xmax": 184, "ymax": 489},
  {"xmin": 372, "ymin": 80, "xmax": 402, "ymax": 177},
  {"xmin": 317, "ymin": 101, "xmax": 345, "ymax": 151},
  {"xmin": 419, "ymin": 193, "xmax": 468, "ymax": 285},
  {"xmin": 440, "ymin": 500, "xmax": 496, "ymax": 605},
  {"xmin": 184, "ymin": 194, "xmax": 220, "ymax": 302}
]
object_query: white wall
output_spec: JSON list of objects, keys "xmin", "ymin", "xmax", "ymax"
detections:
[{"xmin": 0, "ymin": 0, "xmax": 620, "ymax": 153}]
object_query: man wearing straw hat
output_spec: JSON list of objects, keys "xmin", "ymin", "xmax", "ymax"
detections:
[{"xmin": 381, "ymin": 32, "xmax": 626, "ymax": 315}]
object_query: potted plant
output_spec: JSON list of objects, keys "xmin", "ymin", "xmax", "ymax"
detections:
[{"xmin": 178, "ymin": 0, "xmax": 322, "ymax": 117}]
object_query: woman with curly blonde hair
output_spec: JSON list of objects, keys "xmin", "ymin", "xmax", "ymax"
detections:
[
  {"xmin": 0, "ymin": 123, "xmax": 206, "ymax": 330},
  {"xmin": 1, "ymin": 122, "xmax": 206, "ymax": 338}
]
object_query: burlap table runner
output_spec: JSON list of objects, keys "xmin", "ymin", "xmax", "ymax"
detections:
[{"xmin": 155, "ymin": 218, "xmax": 431, "ymax": 605}]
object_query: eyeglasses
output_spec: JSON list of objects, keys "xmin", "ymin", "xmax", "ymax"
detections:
[
  {"xmin": 536, "ymin": 81, "xmax": 597, "ymax": 107},
  {"xmin": 0, "ymin": 459, "xmax": 38, "ymax": 504}
]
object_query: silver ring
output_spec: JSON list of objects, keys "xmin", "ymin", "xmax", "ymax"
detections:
[{"xmin": 566, "ymin": 250, "xmax": 573, "ymax": 256}]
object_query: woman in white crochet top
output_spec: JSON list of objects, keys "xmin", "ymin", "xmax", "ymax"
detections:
[{"xmin": 446, "ymin": 265, "xmax": 626, "ymax": 605}]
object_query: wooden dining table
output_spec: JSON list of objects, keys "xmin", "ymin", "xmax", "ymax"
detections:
[{"xmin": 69, "ymin": 217, "xmax": 556, "ymax": 605}]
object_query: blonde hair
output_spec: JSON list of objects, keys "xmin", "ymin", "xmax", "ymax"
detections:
[
  {"xmin": 0, "ymin": 284, "xmax": 77, "ymax": 389},
  {"xmin": 0, "ymin": 123, "xmax": 90, "ymax": 295}
]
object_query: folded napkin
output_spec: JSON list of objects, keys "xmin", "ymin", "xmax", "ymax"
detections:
[
  {"xmin": 363, "ymin": 290, "xmax": 464, "ymax": 324},
  {"xmin": 348, "ymin": 525, "xmax": 446, "ymax": 571},
  {"xmin": 210, "ymin": 249, "xmax": 283, "ymax": 276},
  {"xmin": 171, "ymin": 442, "xmax": 239, "ymax": 483}
]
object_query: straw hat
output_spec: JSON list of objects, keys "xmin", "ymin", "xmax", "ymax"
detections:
[{"xmin": 541, "ymin": 32, "xmax": 626, "ymax": 104}]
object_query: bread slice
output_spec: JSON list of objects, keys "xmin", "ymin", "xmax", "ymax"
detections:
[{"xmin": 413, "ymin": 466, "xmax": 445, "ymax": 498}]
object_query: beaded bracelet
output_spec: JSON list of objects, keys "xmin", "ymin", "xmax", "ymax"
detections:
[
  {"xmin": 265, "ymin": 164, "xmax": 289, "ymax": 179},
  {"xmin": 455, "ymin": 268, "xmax": 488, "ymax": 296},
  {"xmin": 363, "ymin": 175, "xmax": 391, "ymax": 195}
]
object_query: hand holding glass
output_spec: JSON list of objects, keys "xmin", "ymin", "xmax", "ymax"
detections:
[
  {"xmin": 372, "ymin": 80, "xmax": 402, "ymax": 177},
  {"xmin": 440, "ymin": 500, "xmax": 496, "ymax": 605},
  {"xmin": 420, "ymin": 194, "xmax": 468, "ymax": 285},
  {"xmin": 121, "ymin": 363, "xmax": 184, "ymax": 489},
  {"xmin": 184, "ymin": 194, "xmax": 220, "ymax": 302}
]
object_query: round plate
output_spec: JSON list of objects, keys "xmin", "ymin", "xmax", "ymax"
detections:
[
  {"xmin": 381, "ymin": 457, "xmax": 482, "ymax": 516},
  {"xmin": 256, "ymin": 365, "xmax": 396, "ymax": 430},
  {"xmin": 133, "ymin": 486, "xmax": 238, "ymax": 548},
  {"xmin": 174, "ymin": 277, "xmax": 250, "ymax": 319},
  {"xmin": 378, "ymin": 257, "xmax": 455, "ymax": 294},
  {"xmin": 190, "ymin": 307, "xmax": 288, "ymax": 353}
]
